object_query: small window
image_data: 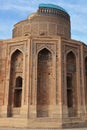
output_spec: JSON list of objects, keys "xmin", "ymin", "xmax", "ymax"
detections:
[
  {"xmin": 67, "ymin": 75, "xmax": 73, "ymax": 108},
  {"xmin": 16, "ymin": 76, "xmax": 22, "ymax": 88},
  {"xmin": 14, "ymin": 76, "xmax": 22, "ymax": 107},
  {"xmin": 14, "ymin": 90, "xmax": 22, "ymax": 107}
]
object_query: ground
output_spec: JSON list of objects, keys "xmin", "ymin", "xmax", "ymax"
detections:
[{"xmin": 0, "ymin": 128, "xmax": 87, "ymax": 130}]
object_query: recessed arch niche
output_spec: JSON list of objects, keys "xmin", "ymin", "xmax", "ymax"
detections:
[
  {"xmin": 66, "ymin": 51, "xmax": 77, "ymax": 117},
  {"xmin": 37, "ymin": 48, "xmax": 53, "ymax": 117},
  {"xmin": 8, "ymin": 49, "xmax": 23, "ymax": 117}
]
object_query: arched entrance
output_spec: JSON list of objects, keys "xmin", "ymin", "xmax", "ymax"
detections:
[
  {"xmin": 66, "ymin": 51, "xmax": 77, "ymax": 117},
  {"xmin": 37, "ymin": 48, "xmax": 52, "ymax": 117},
  {"xmin": 8, "ymin": 49, "xmax": 23, "ymax": 117}
]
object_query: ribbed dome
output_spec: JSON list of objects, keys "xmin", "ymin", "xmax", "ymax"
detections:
[{"xmin": 39, "ymin": 3, "xmax": 68, "ymax": 15}]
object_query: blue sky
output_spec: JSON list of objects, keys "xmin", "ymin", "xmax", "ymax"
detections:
[{"xmin": 0, "ymin": 0, "xmax": 87, "ymax": 44}]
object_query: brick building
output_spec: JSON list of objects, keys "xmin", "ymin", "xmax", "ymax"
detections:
[{"xmin": 0, "ymin": 3, "xmax": 87, "ymax": 128}]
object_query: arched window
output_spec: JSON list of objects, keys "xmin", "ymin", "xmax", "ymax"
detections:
[
  {"xmin": 67, "ymin": 51, "xmax": 76, "ymax": 73},
  {"xmin": 16, "ymin": 76, "xmax": 22, "ymax": 88}
]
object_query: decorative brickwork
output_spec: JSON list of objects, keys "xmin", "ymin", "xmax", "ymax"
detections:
[{"xmin": 0, "ymin": 3, "xmax": 87, "ymax": 129}]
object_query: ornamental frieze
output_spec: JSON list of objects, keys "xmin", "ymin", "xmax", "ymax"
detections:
[
  {"xmin": 36, "ymin": 43, "xmax": 56, "ymax": 54},
  {"xmin": 7, "ymin": 41, "xmax": 27, "ymax": 56},
  {"xmin": 65, "ymin": 45, "xmax": 78, "ymax": 56}
]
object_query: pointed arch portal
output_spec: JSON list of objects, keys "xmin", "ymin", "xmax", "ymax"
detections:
[
  {"xmin": 8, "ymin": 49, "xmax": 23, "ymax": 117},
  {"xmin": 37, "ymin": 48, "xmax": 52, "ymax": 117},
  {"xmin": 66, "ymin": 51, "xmax": 77, "ymax": 117}
]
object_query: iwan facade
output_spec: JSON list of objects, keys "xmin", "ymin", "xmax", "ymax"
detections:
[{"xmin": 0, "ymin": 3, "xmax": 87, "ymax": 128}]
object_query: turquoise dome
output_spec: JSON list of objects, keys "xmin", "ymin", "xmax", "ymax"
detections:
[{"xmin": 39, "ymin": 3, "xmax": 68, "ymax": 14}]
